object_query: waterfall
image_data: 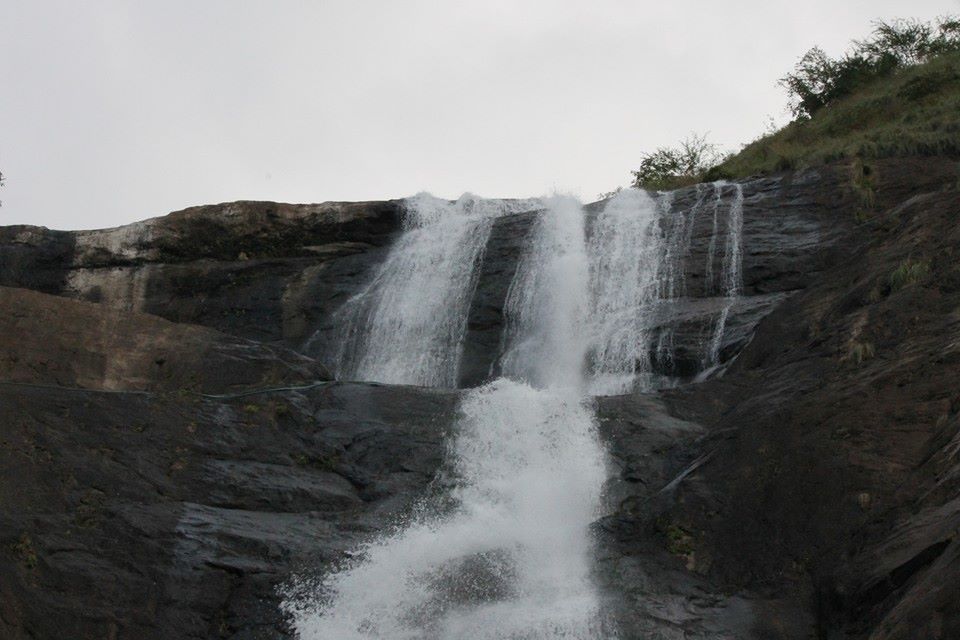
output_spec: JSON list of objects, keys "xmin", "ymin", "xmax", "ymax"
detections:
[
  {"xmin": 499, "ymin": 195, "xmax": 590, "ymax": 390},
  {"xmin": 328, "ymin": 182, "xmax": 745, "ymax": 393},
  {"xmin": 585, "ymin": 189, "xmax": 663, "ymax": 395},
  {"xmin": 286, "ymin": 197, "xmax": 610, "ymax": 639},
  {"xmin": 654, "ymin": 185, "xmax": 709, "ymax": 373},
  {"xmin": 582, "ymin": 181, "xmax": 744, "ymax": 392},
  {"xmin": 329, "ymin": 193, "xmax": 539, "ymax": 387},
  {"xmin": 703, "ymin": 183, "xmax": 744, "ymax": 368},
  {"xmin": 704, "ymin": 183, "xmax": 723, "ymax": 293},
  {"xmin": 287, "ymin": 181, "xmax": 748, "ymax": 638}
]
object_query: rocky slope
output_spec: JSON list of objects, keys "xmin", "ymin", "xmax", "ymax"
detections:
[
  {"xmin": 0, "ymin": 200, "xmax": 402, "ymax": 345},
  {"xmin": 0, "ymin": 285, "xmax": 456, "ymax": 639},
  {"xmin": 596, "ymin": 157, "xmax": 960, "ymax": 639},
  {"xmin": 1, "ymin": 155, "xmax": 959, "ymax": 639}
]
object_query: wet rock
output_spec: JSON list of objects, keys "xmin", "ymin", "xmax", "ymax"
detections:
[
  {"xmin": 0, "ymin": 170, "xmax": 849, "ymax": 385},
  {"xmin": 0, "ymin": 200, "xmax": 403, "ymax": 347},
  {"xmin": 0, "ymin": 286, "xmax": 328, "ymax": 393},
  {"xmin": 642, "ymin": 167, "xmax": 960, "ymax": 639},
  {"xmin": 3, "ymin": 156, "xmax": 960, "ymax": 639},
  {"xmin": 0, "ymin": 377, "xmax": 457, "ymax": 640}
]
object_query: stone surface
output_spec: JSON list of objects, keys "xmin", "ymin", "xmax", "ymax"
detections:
[
  {"xmin": 0, "ymin": 286, "xmax": 329, "ymax": 393},
  {"xmin": 0, "ymin": 200, "xmax": 402, "ymax": 346},
  {"xmin": 0, "ymin": 168, "xmax": 857, "ymax": 386},
  {"xmin": 0, "ymin": 366, "xmax": 456, "ymax": 639},
  {"xmin": 2, "ymin": 156, "xmax": 960, "ymax": 639},
  {"xmin": 633, "ymin": 159, "xmax": 960, "ymax": 639}
]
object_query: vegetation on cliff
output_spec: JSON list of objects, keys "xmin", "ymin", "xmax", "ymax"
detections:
[{"xmin": 630, "ymin": 16, "xmax": 960, "ymax": 190}]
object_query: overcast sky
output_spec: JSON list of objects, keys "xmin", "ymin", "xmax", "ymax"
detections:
[{"xmin": 2, "ymin": 1, "xmax": 958, "ymax": 230}]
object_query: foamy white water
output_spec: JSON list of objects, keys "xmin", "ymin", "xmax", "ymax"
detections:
[
  {"xmin": 285, "ymin": 380, "xmax": 607, "ymax": 639},
  {"xmin": 585, "ymin": 189, "xmax": 663, "ymax": 395},
  {"xmin": 704, "ymin": 183, "xmax": 723, "ymax": 293},
  {"xmin": 286, "ymin": 196, "xmax": 610, "ymax": 639},
  {"xmin": 331, "ymin": 193, "xmax": 539, "ymax": 387},
  {"xmin": 499, "ymin": 195, "xmax": 590, "ymax": 390},
  {"xmin": 287, "ymin": 182, "xmax": 749, "ymax": 638},
  {"xmin": 583, "ymin": 183, "xmax": 746, "ymax": 391}
]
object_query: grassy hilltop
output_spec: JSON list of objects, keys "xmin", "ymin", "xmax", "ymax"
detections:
[
  {"xmin": 630, "ymin": 17, "xmax": 960, "ymax": 190},
  {"xmin": 719, "ymin": 50, "xmax": 960, "ymax": 178}
]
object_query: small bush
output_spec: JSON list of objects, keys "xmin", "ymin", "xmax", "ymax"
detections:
[
  {"xmin": 273, "ymin": 401, "xmax": 292, "ymax": 419},
  {"xmin": 889, "ymin": 258, "xmax": 931, "ymax": 291},
  {"xmin": 898, "ymin": 67, "xmax": 960, "ymax": 100},
  {"xmin": 845, "ymin": 340, "xmax": 876, "ymax": 365},
  {"xmin": 715, "ymin": 50, "xmax": 960, "ymax": 180},
  {"xmin": 850, "ymin": 159, "xmax": 877, "ymax": 221},
  {"xmin": 656, "ymin": 518, "xmax": 695, "ymax": 556},
  {"xmin": 13, "ymin": 534, "xmax": 38, "ymax": 569},
  {"xmin": 631, "ymin": 133, "xmax": 723, "ymax": 190},
  {"xmin": 624, "ymin": 16, "xmax": 960, "ymax": 189}
]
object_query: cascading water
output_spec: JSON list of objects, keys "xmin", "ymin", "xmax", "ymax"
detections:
[
  {"xmin": 499, "ymin": 195, "xmax": 590, "ymax": 390},
  {"xmin": 286, "ymin": 196, "xmax": 610, "ymax": 639},
  {"xmin": 329, "ymin": 193, "xmax": 539, "ymax": 387},
  {"xmin": 653, "ymin": 185, "xmax": 709, "ymax": 372},
  {"xmin": 584, "ymin": 189, "xmax": 663, "ymax": 395},
  {"xmin": 584, "ymin": 182, "xmax": 745, "ymax": 392},
  {"xmin": 288, "ymin": 181, "xmax": 748, "ymax": 638},
  {"xmin": 704, "ymin": 184, "xmax": 723, "ymax": 293},
  {"xmin": 703, "ymin": 182, "xmax": 744, "ymax": 368}
]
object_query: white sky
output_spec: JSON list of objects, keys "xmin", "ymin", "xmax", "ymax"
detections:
[{"xmin": 2, "ymin": 1, "xmax": 958, "ymax": 230}]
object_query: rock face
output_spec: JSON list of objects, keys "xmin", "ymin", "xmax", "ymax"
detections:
[
  {"xmin": 0, "ymin": 286, "xmax": 456, "ymax": 639},
  {"xmin": 595, "ymin": 157, "xmax": 960, "ymax": 639},
  {"xmin": 0, "ymin": 287, "xmax": 328, "ymax": 392},
  {"xmin": 0, "ymin": 172, "xmax": 850, "ymax": 387},
  {"xmin": 2, "ymin": 156, "xmax": 960, "ymax": 639},
  {"xmin": 0, "ymin": 200, "xmax": 402, "ymax": 345}
]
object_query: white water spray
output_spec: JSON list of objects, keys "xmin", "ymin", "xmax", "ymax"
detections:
[
  {"xmin": 582, "ymin": 183, "xmax": 745, "ymax": 391},
  {"xmin": 499, "ymin": 195, "xmax": 590, "ymax": 390},
  {"xmin": 704, "ymin": 184, "xmax": 723, "ymax": 293},
  {"xmin": 585, "ymin": 189, "xmax": 663, "ymax": 395},
  {"xmin": 287, "ymin": 196, "xmax": 610, "ymax": 639},
  {"xmin": 331, "ymin": 194, "xmax": 539, "ymax": 387},
  {"xmin": 288, "ymin": 180, "xmax": 749, "ymax": 637}
]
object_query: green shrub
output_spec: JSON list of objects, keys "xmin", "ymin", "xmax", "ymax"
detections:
[
  {"xmin": 630, "ymin": 133, "xmax": 723, "ymax": 190},
  {"xmin": 898, "ymin": 67, "xmax": 960, "ymax": 100},
  {"xmin": 851, "ymin": 159, "xmax": 877, "ymax": 221},
  {"xmin": 715, "ymin": 50, "xmax": 960, "ymax": 180},
  {"xmin": 889, "ymin": 258, "xmax": 931, "ymax": 291},
  {"xmin": 665, "ymin": 524, "xmax": 694, "ymax": 556},
  {"xmin": 626, "ymin": 16, "xmax": 960, "ymax": 190},
  {"xmin": 845, "ymin": 340, "xmax": 876, "ymax": 365},
  {"xmin": 782, "ymin": 17, "xmax": 960, "ymax": 119}
]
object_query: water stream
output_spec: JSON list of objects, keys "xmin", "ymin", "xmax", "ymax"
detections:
[
  {"xmin": 330, "ymin": 193, "xmax": 540, "ymax": 387},
  {"xmin": 584, "ymin": 189, "xmax": 663, "ymax": 395},
  {"xmin": 288, "ymin": 196, "xmax": 608, "ymax": 639},
  {"xmin": 286, "ymin": 183, "xmax": 745, "ymax": 638},
  {"xmin": 704, "ymin": 183, "xmax": 744, "ymax": 368}
]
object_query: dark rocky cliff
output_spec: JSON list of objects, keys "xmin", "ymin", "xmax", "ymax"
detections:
[
  {"xmin": 0, "ymin": 170, "xmax": 851, "ymax": 388},
  {"xmin": 1, "ymin": 156, "xmax": 959, "ymax": 639}
]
